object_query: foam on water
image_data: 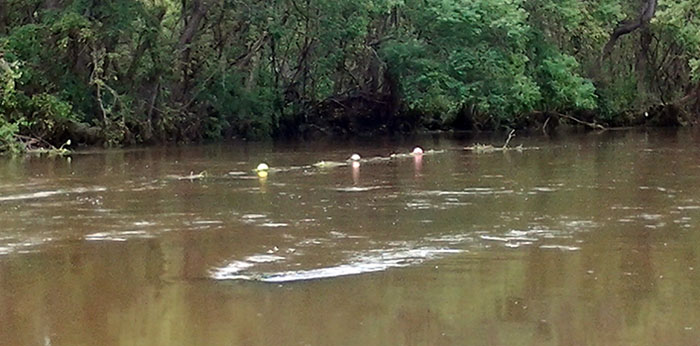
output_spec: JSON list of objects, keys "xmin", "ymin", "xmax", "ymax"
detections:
[
  {"xmin": 259, "ymin": 222, "xmax": 289, "ymax": 228},
  {"xmin": 242, "ymin": 214, "xmax": 267, "ymax": 219},
  {"xmin": 417, "ymin": 188, "xmax": 514, "ymax": 196},
  {"xmin": 539, "ymin": 245, "xmax": 581, "ymax": 251},
  {"xmin": 0, "ymin": 187, "xmax": 107, "ymax": 202},
  {"xmin": 246, "ymin": 254, "xmax": 285, "ymax": 263},
  {"xmin": 475, "ymin": 226, "xmax": 579, "ymax": 249},
  {"xmin": 0, "ymin": 238, "xmax": 53, "ymax": 255},
  {"xmin": 211, "ymin": 261, "xmax": 256, "ymax": 280},
  {"xmin": 210, "ymin": 247, "xmax": 464, "ymax": 283},
  {"xmin": 333, "ymin": 186, "xmax": 384, "ymax": 192},
  {"xmin": 191, "ymin": 220, "xmax": 224, "ymax": 225},
  {"xmin": 84, "ymin": 230, "xmax": 154, "ymax": 242}
]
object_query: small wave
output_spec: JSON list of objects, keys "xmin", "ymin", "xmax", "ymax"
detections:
[
  {"xmin": 84, "ymin": 230, "xmax": 153, "ymax": 242},
  {"xmin": 211, "ymin": 261, "xmax": 256, "ymax": 280},
  {"xmin": 539, "ymin": 245, "xmax": 580, "ymax": 251},
  {"xmin": 259, "ymin": 223, "xmax": 289, "ymax": 228},
  {"xmin": 0, "ymin": 237, "xmax": 53, "ymax": 255},
  {"xmin": 477, "ymin": 227, "xmax": 575, "ymax": 249},
  {"xmin": 241, "ymin": 214, "xmax": 266, "ymax": 219},
  {"xmin": 417, "ymin": 188, "xmax": 513, "ymax": 196},
  {"xmin": 561, "ymin": 220, "xmax": 599, "ymax": 230},
  {"xmin": 328, "ymin": 231, "xmax": 367, "ymax": 239},
  {"xmin": 333, "ymin": 186, "xmax": 384, "ymax": 192},
  {"xmin": 0, "ymin": 187, "xmax": 107, "ymax": 202},
  {"xmin": 637, "ymin": 213, "xmax": 663, "ymax": 221},
  {"xmin": 480, "ymin": 235, "xmax": 538, "ymax": 243},
  {"xmin": 211, "ymin": 247, "xmax": 463, "ymax": 283},
  {"xmin": 246, "ymin": 254, "xmax": 285, "ymax": 263},
  {"xmin": 425, "ymin": 234, "xmax": 474, "ymax": 244},
  {"xmin": 406, "ymin": 200, "xmax": 434, "ymax": 209},
  {"xmin": 166, "ymin": 172, "xmax": 207, "ymax": 181},
  {"xmin": 191, "ymin": 220, "xmax": 224, "ymax": 225},
  {"xmin": 639, "ymin": 186, "xmax": 675, "ymax": 193},
  {"xmin": 313, "ymin": 161, "xmax": 347, "ymax": 168},
  {"xmin": 611, "ymin": 205, "xmax": 644, "ymax": 210}
]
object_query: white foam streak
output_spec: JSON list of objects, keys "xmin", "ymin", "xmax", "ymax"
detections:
[
  {"xmin": 211, "ymin": 247, "xmax": 463, "ymax": 283},
  {"xmin": 0, "ymin": 187, "xmax": 107, "ymax": 202}
]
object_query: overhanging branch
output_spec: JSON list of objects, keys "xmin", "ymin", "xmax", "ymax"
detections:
[{"xmin": 603, "ymin": 0, "xmax": 657, "ymax": 58}]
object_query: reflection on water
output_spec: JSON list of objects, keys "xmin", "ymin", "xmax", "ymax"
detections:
[{"xmin": 1, "ymin": 131, "xmax": 700, "ymax": 345}]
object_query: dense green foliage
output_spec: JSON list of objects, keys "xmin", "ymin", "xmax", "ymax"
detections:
[{"xmin": 0, "ymin": 0, "xmax": 698, "ymax": 151}]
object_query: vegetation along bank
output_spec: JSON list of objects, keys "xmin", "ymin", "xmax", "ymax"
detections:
[{"xmin": 1, "ymin": 0, "xmax": 699, "ymax": 153}]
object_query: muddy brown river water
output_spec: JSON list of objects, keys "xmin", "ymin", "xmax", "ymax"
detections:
[{"xmin": 1, "ymin": 130, "xmax": 700, "ymax": 345}]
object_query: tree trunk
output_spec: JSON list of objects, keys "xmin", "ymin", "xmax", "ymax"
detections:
[
  {"xmin": 172, "ymin": 0, "xmax": 211, "ymax": 103},
  {"xmin": 603, "ymin": 0, "xmax": 658, "ymax": 57},
  {"xmin": 0, "ymin": 1, "xmax": 6, "ymax": 34},
  {"xmin": 177, "ymin": 0, "xmax": 210, "ymax": 50}
]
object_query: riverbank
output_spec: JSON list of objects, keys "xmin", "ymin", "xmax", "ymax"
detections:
[{"xmin": 2, "ymin": 102, "xmax": 696, "ymax": 156}]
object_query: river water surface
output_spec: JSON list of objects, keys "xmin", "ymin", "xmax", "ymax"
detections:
[{"xmin": 1, "ymin": 130, "xmax": 700, "ymax": 345}]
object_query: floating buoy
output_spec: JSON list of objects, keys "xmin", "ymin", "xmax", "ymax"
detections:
[
  {"xmin": 350, "ymin": 153, "xmax": 361, "ymax": 161},
  {"xmin": 411, "ymin": 147, "xmax": 424, "ymax": 155},
  {"xmin": 256, "ymin": 163, "xmax": 270, "ymax": 172}
]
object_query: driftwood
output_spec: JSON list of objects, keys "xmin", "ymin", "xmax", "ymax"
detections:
[
  {"xmin": 464, "ymin": 130, "xmax": 528, "ymax": 153},
  {"xmin": 554, "ymin": 112, "xmax": 606, "ymax": 130},
  {"xmin": 13, "ymin": 134, "xmax": 71, "ymax": 156},
  {"xmin": 533, "ymin": 111, "xmax": 612, "ymax": 131}
]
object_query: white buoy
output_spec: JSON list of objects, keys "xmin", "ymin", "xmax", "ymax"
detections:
[
  {"xmin": 412, "ymin": 147, "xmax": 424, "ymax": 155},
  {"xmin": 350, "ymin": 153, "xmax": 361, "ymax": 161},
  {"xmin": 256, "ymin": 163, "xmax": 270, "ymax": 171}
]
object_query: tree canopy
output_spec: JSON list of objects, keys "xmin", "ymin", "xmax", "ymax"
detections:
[{"xmin": 1, "ymin": 0, "xmax": 699, "ymax": 151}]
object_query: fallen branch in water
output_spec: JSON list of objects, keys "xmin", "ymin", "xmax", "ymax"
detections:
[
  {"xmin": 166, "ymin": 170, "xmax": 208, "ymax": 181},
  {"xmin": 464, "ymin": 129, "xmax": 529, "ymax": 153},
  {"xmin": 556, "ymin": 112, "xmax": 606, "ymax": 130},
  {"xmin": 502, "ymin": 129, "xmax": 515, "ymax": 149},
  {"xmin": 13, "ymin": 135, "xmax": 71, "ymax": 156},
  {"xmin": 532, "ymin": 111, "xmax": 606, "ymax": 130},
  {"xmin": 539, "ymin": 111, "xmax": 639, "ymax": 131},
  {"xmin": 542, "ymin": 116, "xmax": 551, "ymax": 135}
]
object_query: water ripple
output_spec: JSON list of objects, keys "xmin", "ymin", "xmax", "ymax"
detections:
[{"xmin": 0, "ymin": 186, "xmax": 107, "ymax": 202}]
